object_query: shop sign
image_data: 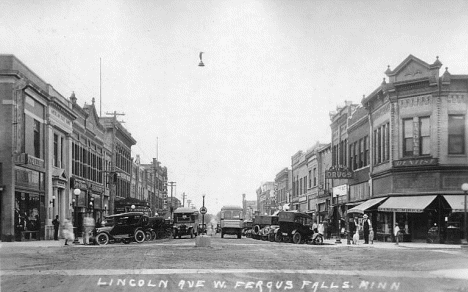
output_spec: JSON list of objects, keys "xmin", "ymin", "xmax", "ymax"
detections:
[
  {"xmin": 325, "ymin": 165, "xmax": 353, "ymax": 179},
  {"xmin": 14, "ymin": 153, "xmax": 45, "ymax": 169},
  {"xmin": 393, "ymin": 157, "xmax": 438, "ymax": 167},
  {"xmin": 333, "ymin": 184, "xmax": 348, "ymax": 197},
  {"xmin": 299, "ymin": 196, "xmax": 307, "ymax": 202},
  {"xmin": 52, "ymin": 180, "xmax": 66, "ymax": 189},
  {"xmin": 379, "ymin": 207, "xmax": 423, "ymax": 213}
]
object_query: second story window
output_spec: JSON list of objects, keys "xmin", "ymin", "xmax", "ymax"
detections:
[
  {"xmin": 419, "ymin": 117, "xmax": 430, "ymax": 155},
  {"xmin": 448, "ymin": 115, "xmax": 465, "ymax": 154},
  {"xmin": 34, "ymin": 120, "xmax": 41, "ymax": 158},
  {"xmin": 403, "ymin": 119, "xmax": 413, "ymax": 157},
  {"xmin": 53, "ymin": 134, "xmax": 58, "ymax": 167}
]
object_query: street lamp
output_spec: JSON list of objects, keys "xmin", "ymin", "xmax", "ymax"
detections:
[
  {"xmin": 73, "ymin": 188, "xmax": 81, "ymax": 243},
  {"xmin": 131, "ymin": 204, "xmax": 135, "ymax": 211},
  {"xmin": 50, "ymin": 195, "xmax": 56, "ymax": 208},
  {"xmin": 461, "ymin": 183, "xmax": 468, "ymax": 244}
]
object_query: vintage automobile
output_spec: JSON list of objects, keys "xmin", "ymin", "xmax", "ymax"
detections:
[
  {"xmin": 252, "ymin": 215, "xmax": 278, "ymax": 240},
  {"xmin": 144, "ymin": 216, "xmax": 172, "ymax": 240},
  {"xmin": 94, "ymin": 212, "xmax": 149, "ymax": 245},
  {"xmin": 242, "ymin": 220, "xmax": 253, "ymax": 238},
  {"xmin": 197, "ymin": 223, "xmax": 207, "ymax": 235},
  {"xmin": 274, "ymin": 211, "xmax": 323, "ymax": 245},
  {"xmin": 173, "ymin": 208, "xmax": 199, "ymax": 239}
]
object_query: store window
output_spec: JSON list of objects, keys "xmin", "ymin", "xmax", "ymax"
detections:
[
  {"xmin": 448, "ymin": 115, "xmax": 465, "ymax": 154},
  {"xmin": 15, "ymin": 192, "xmax": 44, "ymax": 240}
]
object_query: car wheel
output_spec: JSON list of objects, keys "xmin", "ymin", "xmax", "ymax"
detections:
[
  {"xmin": 134, "ymin": 230, "xmax": 146, "ymax": 243},
  {"xmin": 293, "ymin": 232, "xmax": 302, "ymax": 244},
  {"xmin": 96, "ymin": 233, "xmax": 109, "ymax": 245},
  {"xmin": 151, "ymin": 230, "xmax": 157, "ymax": 240},
  {"xmin": 145, "ymin": 230, "xmax": 152, "ymax": 241},
  {"xmin": 275, "ymin": 233, "xmax": 282, "ymax": 243},
  {"xmin": 221, "ymin": 232, "xmax": 224, "ymax": 238},
  {"xmin": 315, "ymin": 235, "xmax": 324, "ymax": 245}
]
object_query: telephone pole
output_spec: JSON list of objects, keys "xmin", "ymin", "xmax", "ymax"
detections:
[{"xmin": 167, "ymin": 182, "xmax": 176, "ymax": 217}]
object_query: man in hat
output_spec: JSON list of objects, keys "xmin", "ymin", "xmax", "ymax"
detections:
[{"xmin": 362, "ymin": 214, "xmax": 371, "ymax": 244}]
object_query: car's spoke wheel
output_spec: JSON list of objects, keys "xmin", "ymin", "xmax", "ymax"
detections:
[
  {"xmin": 293, "ymin": 232, "xmax": 302, "ymax": 244},
  {"xmin": 134, "ymin": 230, "xmax": 145, "ymax": 243},
  {"xmin": 275, "ymin": 233, "xmax": 282, "ymax": 242},
  {"xmin": 145, "ymin": 230, "xmax": 152, "ymax": 241},
  {"xmin": 96, "ymin": 233, "xmax": 109, "ymax": 245},
  {"xmin": 151, "ymin": 230, "xmax": 157, "ymax": 240},
  {"xmin": 315, "ymin": 235, "xmax": 324, "ymax": 245}
]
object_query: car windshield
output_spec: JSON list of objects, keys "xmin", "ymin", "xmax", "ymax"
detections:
[
  {"xmin": 223, "ymin": 210, "xmax": 242, "ymax": 219},
  {"xmin": 174, "ymin": 214, "xmax": 195, "ymax": 223}
]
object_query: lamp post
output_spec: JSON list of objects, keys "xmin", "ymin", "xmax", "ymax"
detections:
[
  {"xmin": 50, "ymin": 195, "xmax": 56, "ymax": 208},
  {"xmin": 73, "ymin": 188, "xmax": 81, "ymax": 243},
  {"xmin": 461, "ymin": 183, "xmax": 468, "ymax": 244}
]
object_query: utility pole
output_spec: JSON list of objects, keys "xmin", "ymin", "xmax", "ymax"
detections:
[
  {"xmin": 167, "ymin": 181, "xmax": 176, "ymax": 218},
  {"xmin": 105, "ymin": 111, "xmax": 125, "ymax": 215}
]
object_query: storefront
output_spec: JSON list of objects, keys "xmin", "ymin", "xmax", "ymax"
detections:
[
  {"xmin": 376, "ymin": 195, "xmax": 451, "ymax": 242},
  {"xmin": 14, "ymin": 166, "xmax": 46, "ymax": 241}
]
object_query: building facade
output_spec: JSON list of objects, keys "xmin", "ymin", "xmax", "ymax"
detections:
[
  {"xmin": 359, "ymin": 55, "xmax": 468, "ymax": 242},
  {"xmin": 274, "ymin": 167, "xmax": 291, "ymax": 211}
]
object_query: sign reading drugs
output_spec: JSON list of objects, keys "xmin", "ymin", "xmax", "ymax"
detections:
[{"xmin": 325, "ymin": 165, "xmax": 353, "ymax": 179}]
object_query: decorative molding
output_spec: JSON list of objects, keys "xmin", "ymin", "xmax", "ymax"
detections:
[{"xmin": 398, "ymin": 95, "xmax": 432, "ymax": 108}]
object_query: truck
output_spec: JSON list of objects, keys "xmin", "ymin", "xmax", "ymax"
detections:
[{"xmin": 220, "ymin": 205, "xmax": 244, "ymax": 239}]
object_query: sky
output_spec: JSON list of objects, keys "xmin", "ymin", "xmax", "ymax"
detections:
[{"xmin": 1, "ymin": 0, "xmax": 468, "ymax": 214}]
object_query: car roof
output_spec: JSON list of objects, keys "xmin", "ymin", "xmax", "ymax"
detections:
[
  {"xmin": 173, "ymin": 207, "xmax": 199, "ymax": 214},
  {"xmin": 105, "ymin": 212, "xmax": 144, "ymax": 218}
]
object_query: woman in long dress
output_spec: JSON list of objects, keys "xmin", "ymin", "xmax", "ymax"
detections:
[{"xmin": 62, "ymin": 219, "xmax": 75, "ymax": 246}]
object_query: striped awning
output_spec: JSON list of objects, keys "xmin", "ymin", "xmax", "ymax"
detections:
[
  {"xmin": 377, "ymin": 195, "xmax": 437, "ymax": 213},
  {"xmin": 348, "ymin": 197, "xmax": 387, "ymax": 214}
]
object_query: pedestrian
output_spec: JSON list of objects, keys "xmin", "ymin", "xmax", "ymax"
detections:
[
  {"xmin": 394, "ymin": 223, "xmax": 400, "ymax": 245},
  {"xmin": 35, "ymin": 215, "xmax": 41, "ymax": 240},
  {"xmin": 362, "ymin": 214, "xmax": 371, "ymax": 244},
  {"xmin": 52, "ymin": 215, "xmax": 60, "ymax": 240},
  {"xmin": 369, "ymin": 227, "xmax": 374, "ymax": 244},
  {"xmin": 82, "ymin": 216, "xmax": 95, "ymax": 245},
  {"xmin": 62, "ymin": 219, "xmax": 75, "ymax": 246}
]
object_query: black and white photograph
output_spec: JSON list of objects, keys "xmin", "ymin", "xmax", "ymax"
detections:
[{"xmin": 1, "ymin": 0, "xmax": 468, "ymax": 291}]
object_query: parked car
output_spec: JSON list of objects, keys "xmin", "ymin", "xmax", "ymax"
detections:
[
  {"xmin": 252, "ymin": 215, "xmax": 279, "ymax": 240},
  {"xmin": 242, "ymin": 220, "xmax": 253, "ymax": 237},
  {"xmin": 197, "ymin": 223, "xmax": 207, "ymax": 235},
  {"xmin": 275, "ymin": 211, "xmax": 323, "ymax": 245},
  {"xmin": 94, "ymin": 212, "xmax": 149, "ymax": 245}
]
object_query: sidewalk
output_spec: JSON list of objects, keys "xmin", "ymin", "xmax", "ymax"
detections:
[
  {"xmin": 0, "ymin": 238, "xmax": 89, "ymax": 248},
  {"xmin": 323, "ymin": 238, "xmax": 465, "ymax": 249}
]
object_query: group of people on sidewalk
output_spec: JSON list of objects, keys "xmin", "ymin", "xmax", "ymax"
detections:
[{"xmin": 51, "ymin": 215, "xmax": 96, "ymax": 246}]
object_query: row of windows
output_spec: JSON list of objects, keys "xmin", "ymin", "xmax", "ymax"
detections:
[
  {"xmin": 116, "ymin": 145, "xmax": 131, "ymax": 173},
  {"xmin": 332, "ymin": 114, "xmax": 467, "ymax": 168},
  {"xmin": 350, "ymin": 136, "xmax": 370, "ymax": 170},
  {"xmin": 72, "ymin": 142, "xmax": 104, "ymax": 184}
]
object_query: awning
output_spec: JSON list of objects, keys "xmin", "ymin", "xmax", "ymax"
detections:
[
  {"xmin": 377, "ymin": 195, "xmax": 437, "ymax": 213},
  {"xmin": 348, "ymin": 197, "xmax": 387, "ymax": 214},
  {"xmin": 444, "ymin": 195, "xmax": 466, "ymax": 212}
]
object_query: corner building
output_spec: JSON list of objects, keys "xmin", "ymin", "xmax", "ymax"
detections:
[{"xmin": 362, "ymin": 55, "xmax": 468, "ymax": 242}]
